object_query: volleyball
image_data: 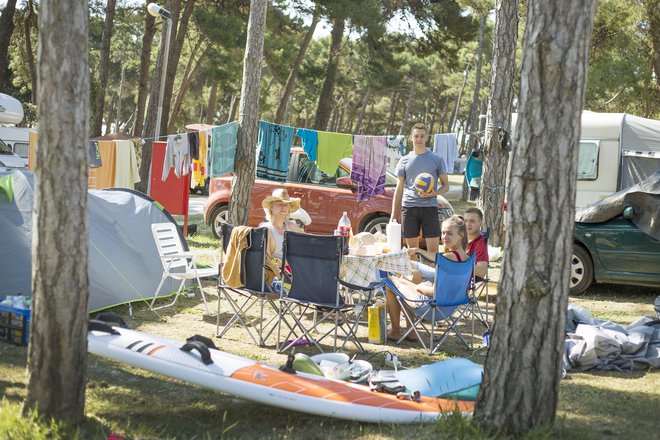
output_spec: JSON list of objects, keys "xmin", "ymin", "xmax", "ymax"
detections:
[{"xmin": 414, "ymin": 173, "xmax": 435, "ymax": 194}]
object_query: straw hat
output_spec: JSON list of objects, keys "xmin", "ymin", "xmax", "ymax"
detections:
[{"xmin": 261, "ymin": 188, "xmax": 301, "ymax": 212}]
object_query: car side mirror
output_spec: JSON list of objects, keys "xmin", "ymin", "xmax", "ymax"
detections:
[
  {"xmin": 336, "ymin": 176, "xmax": 356, "ymax": 190},
  {"xmin": 623, "ymin": 206, "xmax": 634, "ymax": 219}
]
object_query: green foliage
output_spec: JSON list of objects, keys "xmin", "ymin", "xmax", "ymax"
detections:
[{"xmin": 0, "ymin": 399, "xmax": 67, "ymax": 440}]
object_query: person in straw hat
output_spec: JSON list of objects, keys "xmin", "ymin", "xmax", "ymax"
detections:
[{"xmin": 259, "ymin": 188, "xmax": 311, "ymax": 262}]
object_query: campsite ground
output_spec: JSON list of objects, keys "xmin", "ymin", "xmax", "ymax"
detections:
[{"xmin": 1, "ymin": 176, "xmax": 658, "ymax": 439}]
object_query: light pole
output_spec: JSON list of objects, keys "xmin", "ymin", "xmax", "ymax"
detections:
[{"xmin": 148, "ymin": 2, "xmax": 172, "ymax": 141}]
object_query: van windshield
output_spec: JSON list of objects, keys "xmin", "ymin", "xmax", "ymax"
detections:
[{"xmin": 0, "ymin": 139, "xmax": 13, "ymax": 154}]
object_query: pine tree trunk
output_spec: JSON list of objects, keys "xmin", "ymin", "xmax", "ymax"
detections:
[
  {"xmin": 643, "ymin": 0, "xmax": 660, "ymax": 90},
  {"xmin": 465, "ymin": 13, "xmax": 487, "ymax": 152},
  {"xmin": 133, "ymin": 14, "xmax": 156, "ymax": 137},
  {"xmin": 226, "ymin": 94, "xmax": 237, "ymax": 123},
  {"xmin": 399, "ymin": 77, "xmax": 416, "ymax": 134},
  {"xmin": 24, "ymin": 0, "xmax": 90, "ymax": 424},
  {"xmin": 313, "ymin": 17, "xmax": 345, "ymax": 130},
  {"xmin": 168, "ymin": 41, "xmax": 209, "ymax": 133},
  {"xmin": 474, "ymin": 1, "xmax": 597, "ymax": 436},
  {"xmin": 206, "ymin": 82, "xmax": 218, "ymax": 124},
  {"xmin": 0, "ymin": 0, "xmax": 18, "ymax": 88},
  {"xmin": 160, "ymin": 0, "xmax": 194, "ymax": 135},
  {"xmin": 478, "ymin": 0, "xmax": 519, "ymax": 247},
  {"xmin": 354, "ymin": 86, "xmax": 371, "ymax": 134},
  {"xmin": 24, "ymin": 0, "xmax": 38, "ymax": 104},
  {"xmin": 91, "ymin": 0, "xmax": 117, "ymax": 136},
  {"xmin": 228, "ymin": 0, "xmax": 267, "ymax": 226},
  {"xmin": 386, "ymin": 91, "xmax": 399, "ymax": 134},
  {"xmin": 274, "ymin": 9, "xmax": 319, "ymax": 124}
]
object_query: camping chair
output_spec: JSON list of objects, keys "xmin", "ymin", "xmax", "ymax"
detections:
[
  {"xmin": 150, "ymin": 222, "xmax": 217, "ymax": 314},
  {"xmin": 381, "ymin": 253, "xmax": 477, "ymax": 354},
  {"xmin": 470, "ymin": 228, "xmax": 492, "ymax": 328},
  {"xmin": 276, "ymin": 231, "xmax": 380, "ymax": 354},
  {"xmin": 217, "ymin": 224, "xmax": 280, "ymax": 346}
]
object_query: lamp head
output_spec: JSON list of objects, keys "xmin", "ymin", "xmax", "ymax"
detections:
[{"xmin": 147, "ymin": 3, "xmax": 172, "ymax": 19}]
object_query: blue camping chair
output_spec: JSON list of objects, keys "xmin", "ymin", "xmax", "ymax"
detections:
[
  {"xmin": 382, "ymin": 252, "xmax": 477, "ymax": 353},
  {"xmin": 276, "ymin": 231, "xmax": 381, "ymax": 354}
]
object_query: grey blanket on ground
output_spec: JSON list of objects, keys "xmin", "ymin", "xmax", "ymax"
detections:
[
  {"xmin": 564, "ymin": 304, "xmax": 660, "ymax": 372},
  {"xmin": 574, "ymin": 171, "xmax": 660, "ymax": 240}
]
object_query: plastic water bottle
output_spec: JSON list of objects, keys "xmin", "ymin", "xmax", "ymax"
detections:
[
  {"xmin": 386, "ymin": 220, "xmax": 402, "ymax": 253},
  {"xmin": 337, "ymin": 212, "xmax": 352, "ymax": 237}
]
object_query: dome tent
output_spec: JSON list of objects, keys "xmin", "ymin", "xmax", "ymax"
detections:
[{"xmin": 0, "ymin": 169, "xmax": 185, "ymax": 312}]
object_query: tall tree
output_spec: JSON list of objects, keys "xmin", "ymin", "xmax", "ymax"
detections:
[
  {"xmin": 0, "ymin": 0, "xmax": 18, "ymax": 88},
  {"xmin": 478, "ymin": 0, "xmax": 519, "ymax": 247},
  {"xmin": 133, "ymin": 14, "xmax": 156, "ymax": 137},
  {"xmin": 24, "ymin": 0, "xmax": 90, "ymax": 424},
  {"xmin": 91, "ymin": 0, "xmax": 117, "ymax": 136},
  {"xmin": 24, "ymin": 0, "xmax": 38, "ymax": 104},
  {"xmin": 643, "ymin": 0, "xmax": 660, "ymax": 91},
  {"xmin": 228, "ymin": 0, "xmax": 267, "ymax": 226},
  {"xmin": 474, "ymin": 0, "xmax": 597, "ymax": 436},
  {"xmin": 313, "ymin": 16, "xmax": 345, "ymax": 130},
  {"xmin": 274, "ymin": 6, "xmax": 319, "ymax": 124}
]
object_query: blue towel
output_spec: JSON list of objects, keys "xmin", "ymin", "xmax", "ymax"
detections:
[
  {"xmin": 296, "ymin": 128, "xmax": 318, "ymax": 162},
  {"xmin": 209, "ymin": 121, "xmax": 238, "ymax": 178},
  {"xmin": 257, "ymin": 121, "xmax": 294, "ymax": 182}
]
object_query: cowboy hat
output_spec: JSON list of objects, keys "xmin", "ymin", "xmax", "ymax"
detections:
[{"xmin": 262, "ymin": 188, "xmax": 301, "ymax": 212}]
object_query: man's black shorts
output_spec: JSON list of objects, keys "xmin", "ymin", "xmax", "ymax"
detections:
[{"xmin": 401, "ymin": 206, "xmax": 441, "ymax": 239}]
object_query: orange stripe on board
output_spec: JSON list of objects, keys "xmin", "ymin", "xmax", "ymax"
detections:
[
  {"xmin": 231, "ymin": 364, "xmax": 474, "ymax": 413},
  {"xmin": 147, "ymin": 345, "xmax": 166, "ymax": 356}
]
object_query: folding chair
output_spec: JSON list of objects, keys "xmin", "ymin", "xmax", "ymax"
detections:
[
  {"xmin": 150, "ymin": 222, "xmax": 218, "ymax": 314},
  {"xmin": 217, "ymin": 224, "xmax": 280, "ymax": 346},
  {"xmin": 470, "ymin": 229, "xmax": 491, "ymax": 328},
  {"xmin": 382, "ymin": 253, "xmax": 477, "ymax": 354},
  {"xmin": 276, "ymin": 231, "xmax": 380, "ymax": 354}
]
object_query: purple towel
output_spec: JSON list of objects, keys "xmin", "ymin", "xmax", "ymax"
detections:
[{"xmin": 350, "ymin": 135, "xmax": 387, "ymax": 202}]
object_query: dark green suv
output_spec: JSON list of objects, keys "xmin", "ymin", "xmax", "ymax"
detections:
[{"xmin": 570, "ymin": 172, "xmax": 660, "ymax": 295}]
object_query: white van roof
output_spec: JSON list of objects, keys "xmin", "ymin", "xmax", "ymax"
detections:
[{"xmin": 0, "ymin": 93, "xmax": 24, "ymax": 125}]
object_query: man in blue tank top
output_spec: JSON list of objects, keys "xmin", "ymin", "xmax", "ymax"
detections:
[{"xmin": 390, "ymin": 123, "xmax": 448, "ymax": 254}]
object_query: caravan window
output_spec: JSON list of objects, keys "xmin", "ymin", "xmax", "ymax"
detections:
[{"xmin": 577, "ymin": 141, "xmax": 599, "ymax": 180}]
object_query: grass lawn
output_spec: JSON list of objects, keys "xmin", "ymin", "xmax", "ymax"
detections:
[{"xmin": 1, "ymin": 187, "xmax": 658, "ymax": 439}]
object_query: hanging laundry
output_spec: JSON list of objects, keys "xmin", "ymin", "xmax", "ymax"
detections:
[
  {"xmin": 162, "ymin": 133, "xmax": 191, "ymax": 180},
  {"xmin": 114, "ymin": 139, "xmax": 141, "ymax": 189},
  {"xmin": 387, "ymin": 135, "xmax": 407, "ymax": 156},
  {"xmin": 316, "ymin": 131, "xmax": 353, "ymax": 176},
  {"xmin": 191, "ymin": 129, "xmax": 208, "ymax": 189},
  {"xmin": 88, "ymin": 140, "xmax": 102, "ymax": 168},
  {"xmin": 256, "ymin": 121, "xmax": 294, "ymax": 182},
  {"xmin": 209, "ymin": 121, "xmax": 239, "ymax": 178},
  {"xmin": 351, "ymin": 135, "xmax": 387, "ymax": 202},
  {"xmin": 433, "ymin": 133, "xmax": 458, "ymax": 174},
  {"xmin": 296, "ymin": 127, "xmax": 318, "ymax": 161},
  {"xmin": 88, "ymin": 141, "xmax": 116, "ymax": 189},
  {"xmin": 188, "ymin": 132, "xmax": 200, "ymax": 160}
]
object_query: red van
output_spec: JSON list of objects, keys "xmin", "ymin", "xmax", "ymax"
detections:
[{"xmin": 203, "ymin": 148, "xmax": 454, "ymax": 238}]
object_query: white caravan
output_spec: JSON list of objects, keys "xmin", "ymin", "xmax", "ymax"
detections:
[
  {"xmin": 512, "ymin": 111, "xmax": 660, "ymax": 207},
  {"xmin": 0, "ymin": 93, "xmax": 30, "ymax": 166}
]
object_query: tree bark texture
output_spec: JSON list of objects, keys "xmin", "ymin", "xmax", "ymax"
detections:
[
  {"xmin": 91, "ymin": 0, "xmax": 117, "ymax": 136},
  {"xmin": 24, "ymin": 0, "xmax": 90, "ymax": 424},
  {"xmin": 313, "ymin": 17, "xmax": 345, "ymax": 131},
  {"xmin": 206, "ymin": 82, "xmax": 218, "ymax": 125},
  {"xmin": 274, "ymin": 9, "xmax": 319, "ymax": 124},
  {"xmin": 133, "ymin": 14, "xmax": 156, "ymax": 137},
  {"xmin": 24, "ymin": 0, "xmax": 38, "ymax": 104},
  {"xmin": 399, "ymin": 77, "xmax": 416, "ymax": 134},
  {"xmin": 474, "ymin": 0, "xmax": 597, "ymax": 435},
  {"xmin": 228, "ymin": 0, "xmax": 267, "ymax": 226},
  {"xmin": 160, "ymin": 0, "xmax": 195, "ymax": 134},
  {"xmin": 643, "ymin": 0, "xmax": 660, "ymax": 91},
  {"xmin": 478, "ymin": 0, "xmax": 519, "ymax": 247},
  {"xmin": 0, "ymin": 0, "xmax": 18, "ymax": 88},
  {"xmin": 136, "ymin": 15, "xmax": 169, "ymax": 193},
  {"xmin": 464, "ymin": 13, "xmax": 487, "ymax": 154}
]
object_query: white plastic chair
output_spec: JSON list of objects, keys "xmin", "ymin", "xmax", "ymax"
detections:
[{"xmin": 150, "ymin": 222, "xmax": 217, "ymax": 314}]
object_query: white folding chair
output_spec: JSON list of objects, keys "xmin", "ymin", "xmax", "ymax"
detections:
[{"xmin": 150, "ymin": 222, "xmax": 217, "ymax": 314}]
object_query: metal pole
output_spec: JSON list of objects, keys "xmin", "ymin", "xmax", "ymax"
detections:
[{"xmin": 154, "ymin": 17, "xmax": 172, "ymax": 141}]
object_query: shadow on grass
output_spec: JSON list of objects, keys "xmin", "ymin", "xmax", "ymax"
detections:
[
  {"xmin": 557, "ymin": 378, "xmax": 659, "ymax": 439},
  {"xmin": 578, "ymin": 284, "xmax": 658, "ymax": 303}
]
